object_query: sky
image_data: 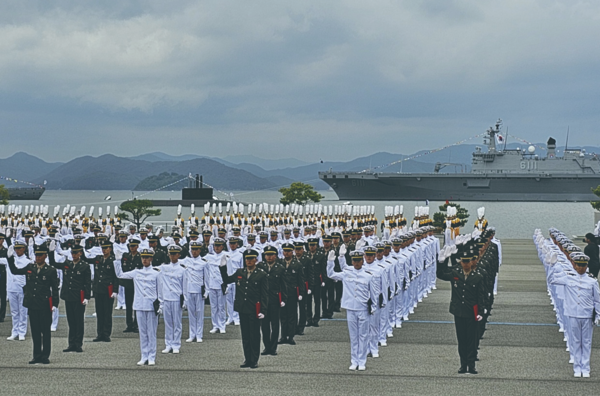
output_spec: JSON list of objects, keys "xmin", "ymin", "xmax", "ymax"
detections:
[{"xmin": 1, "ymin": 0, "xmax": 600, "ymax": 163}]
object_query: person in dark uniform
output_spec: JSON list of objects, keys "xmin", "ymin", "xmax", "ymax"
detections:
[
  {"xmin": 219, "ymin": 249, "xmax": 268, "ymax": 369},
  {"xmin": 279, "ymin": 243, "xmax": 305, "ymax": 345},
  {"xmin": 48, "ymin": 242, "xmax": 91, "ymax": 352},
  {"xmin": 0, "ymin": 232, "xmax": 8, "ymax": 322},
  {"xmin": 437, "ymin": 249, "xmax": 485, "ymax": 374},
  {"xmin": 257, "ymin": 245, "xmax": 287, "ymax": 356},
  {"xmin": 148, "ymin": 235, "xmax": 168, "ymax": 266},
  {"xmin": 7, "ymin": 243, "xmax": 59, "ymax": 364},
  {"xmin": 305, "ymin": 237, "xmax": 326, "ymax": 327},
  {"xmin": 90, "ymin": 240, "xmax": 119, "ymax": 342},
  {"xmin": 120, "ymin": 238, "xmax": 142, "ymax": 333},
  {"xmin": 294, "ymin": 241, "xmax": 310, "ymax": 335},
  {"xmin": 321, "ymin": 234, "xmax": 336, "ymax": 319},
  {"xmin": 584, "ymin": 233, "xmax": 600, "ymax": 278}
]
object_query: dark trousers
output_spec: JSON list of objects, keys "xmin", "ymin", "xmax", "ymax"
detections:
[
  {"xmin": 0, "ymin": 268, "xmax": 6, "ymax": 320},
  {"xmin": 95, "ymin": 294, "xmax": 114, "ymax": 339},
  {"xmin": 240, "ymin": 312, "xmax": 261, "ymax": 365},
  {"xmin": 297, "ymin": 295, "xmax": 306, "ymax": 333},
  {"xmin": 65, "ymin": 301, "xmax": 86, "ymax": 348},
  {"xmin": 124, "ymin": 286, "xmax": 137, "ymax": 330},
  {"xmin": 261, "ymin": 303, "xmax": 280, "ymax": 352},
  {"xmin": 29, "ymin": 308, "xmax": 52, "ymax": 361},
  {"xmin": 280, "ymin": 295, "xmax": 298, "ymax": 340},
  {"xmin": 454, "ymin": 315, "xmax": 478, "ymax": 368},
  {"xmin": 307, "ymin": 285, "xmax": 321, "ymax": 324},
  {"xmin": 589, "ymin": 263, "xmax": 600, "ymax": 278},
  {"xmin": 321, "ymin": 279, "xmax": 335, "ymax": 317},
  {"xmin": 334, "ymin": 281, "xmax": 343, "ymax": 310}
]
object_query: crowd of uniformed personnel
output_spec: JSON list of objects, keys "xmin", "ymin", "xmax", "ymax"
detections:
[
  {"xmin": 535, "ymin": 228, "xmax": 600, "ymax": 378},
  {"xmin": 0, "ymin": 201, "xmax": 501, "ymax": 372}
]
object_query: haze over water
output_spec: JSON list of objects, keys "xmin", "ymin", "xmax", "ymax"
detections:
[{"xmin": 10, "ymin": 190, "xmax": 598, "ymax": 240}]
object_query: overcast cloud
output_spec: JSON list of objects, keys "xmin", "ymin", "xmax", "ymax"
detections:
[{"xmin": 1, "ymin": 0, "xmax": 600, "ymax": 163}]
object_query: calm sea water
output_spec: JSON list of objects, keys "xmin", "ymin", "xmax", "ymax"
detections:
[{"xmin": 9, "ymin": 190, "xmax": 599, "ymax": 239}]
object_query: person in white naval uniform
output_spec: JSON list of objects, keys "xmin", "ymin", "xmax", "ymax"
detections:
[
  {"xmin": 114, "ymin": 248, "xmax": 161, "ymax": 366},
  {"xmin": 361, "ymin": 246, "xmax": 383, "ymax": 358},
  {"xmin": 327, "ymin": 248, "xmax": 377, "ymax": 371},
  {"xmin": 550, "ymin": 253, "xmax": 600, "ymax": 378},
  {"xmin": 182, "ymin": 241, "xmax": 209, "ymax": 343},
  {"xmin": 205, "ymin": 237, "xmax": 228, "ymax": 334},
  {"xmin": 6, "ymin": 240, "xmax": 31, "ymax": 341},
  {"xmin": 156, "ymin": 245, "xmax": 186, "ymax": 354},
  {"xmin": 225, "ymin": 237, "xmax": 243, "ymax": 326}
]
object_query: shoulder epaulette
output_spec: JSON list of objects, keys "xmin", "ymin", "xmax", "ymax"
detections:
[
  {"xmin": 588, "ymin": 273, "xmax": 597, "ymax": 279},
  {"xmin": 180, "ymin": 264, "xmax": 186, "ymax": 269},
  {"xmin": 153, "ymin": 268, "xmax": 161, "ymax": 272},
  {"xmin": 365, "ymin": 270, "xmax": 373, "ymax": 275}
]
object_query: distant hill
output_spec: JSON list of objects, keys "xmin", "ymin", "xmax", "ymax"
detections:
[
  {"xmin": 0, "ymin": 152, "xmax": 63, "ymax": 185},
  {"xmin": 134, "ymin": 172, "xmax": 189, "ymax": 191},
  {"xmin": 222, "ymin": 155, "xmax": 309, "ymax": 170}
]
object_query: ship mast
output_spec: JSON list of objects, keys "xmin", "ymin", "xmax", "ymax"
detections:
[{"xmin": 484, "ymin": 119, "xmax": 502, "ymax": 153}]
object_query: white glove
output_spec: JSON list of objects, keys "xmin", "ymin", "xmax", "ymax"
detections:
[
  {"xmin": 476, "ymin": 315, "xmax": 483, "ymax": 322},
  {"xmin": 327, "ymin": 250, "xmax": 335, "ymax": 261},
  {"xmin": 7, "ymin": 245, "xmax": 14, "ymax": 258},
  {"xmin": 258, "ymin": 313, "xmax": 265, "ymax": 319},
  {"xmin": 6, "ymin": 228, "xmax": 12, "ymax": 238},
  {"xmin": 280, "ymin": 301, "xmax": 285, "ymax": 308},
  {"xmin": 82, "ymin": 299, "xmax": 89, "ymax": 305},
  {"xmin": 298, "ymin": 295, "xmax": 302, "ymax": 301},
  {"xmin": 307, "ymin": 289, "xmax": 312, "ymax": 295},
  {"xmin": 203, "ymin": 291, "xmax": 209, "ymax": 299},
  {"xmin": 484, "ymin": 309, "xmax": 488, "ymax": 314},
  {"xmin": 49, "ymin": 240, "xmax": 56, "ymax": 252},
  {"xmin": 219, "ymin": 255, "xmax": 229, "ymax": 267},
  {"xmin": 321, "ymin": 282, "xmax": 325, "ymax": 287},
  {"xmin": 339, "ymin": 245, "xmax": 347, "ymax": 256},
  {"xmin": 111, "ymin": 293, "xmax": 118, "ymax": 299},
  {"xmin": 182, "ymin": 302, "xmax": 187, "ymax": 310},
  {"xmin": 115, "ymin": 250, "xmax": 123, "ymax": 260},
  {"xmin": 51, "ymin": 306, "xmax": 56, "ymax": 312},
  {"xmin": 157, "ymin": 308, "xmax": 163, "ymax": 315}
]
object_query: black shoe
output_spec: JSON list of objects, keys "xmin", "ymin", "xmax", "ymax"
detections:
[
  {"xmin": 0, "ymin": 318, "xmax": 4, "ymax": 322},
  {"xmin": 475, "ymin": 358, "xmax": 480, "ymax": 361},
  {"xmin": 367, "ymin": 353, "xmax": 373, "ymax": 358},
  {"xmin": 288, "ymin": 339, "xmax": 296, "ymax": 345},
  {"xmin": 333, "ymin": 308, "xmax": 341, "ymax": 313},
  {"xmin": 269, "ymin": 351, "xmax": 278, "ymax": 356},
  {"xmin": 296, "ymin": 331, "xmax": 304, "ymax": 336},
  {"xmin": 29, "ymin": 359, "xmax": 39, "ymax": 365},
  {"xmin": 278, "ymin": 338, "xmax": 288, "ymax": 344},
  {"xmin": 40, "ymin": 359, "xmax": 50, "ymax": 365},
  {"xmin": 313, "ymin": 322, "xmax": 319, "ymax": 327},
  {"xmin": 123, "ymin": 328, "xmax": 133, "ymax": 333},
  {"xmin": 306, "ymin": 321, "xmax": 313, "ymax": 327},
  {"xmin": 240, "ymin": 361, "xmax": 251, "ymax": 368},
  {"xmin": 250, "ymin": 363, "xmax": 259, "ymax": 369},
  {"xmin": 468, "ymin": 368, "xmax": 478, "ymax": 374},
  {"xmin": 63, "ymin": 347, "xmax": 75, "ymax": 353},
  {"xmin": 92, "ymin": 337, "xmax": 103, "ymax": 342},
  {"xmin": 75, "ymin": 347, "xmax": 83, "ymax": 353},
  {"xmin": 103, "ymin": 337, "xmax": 111, "ymax": 342},
  {"xmin": 261, "ymin": 349, "xmax": 270, "ymax": 356},
  {"xmin": 458, "ymin": 366, "xmax": 467, "ymax": 374},
  {"xmin": 132, "ymin": 328, "xmax": 139, "ymax": 333}
]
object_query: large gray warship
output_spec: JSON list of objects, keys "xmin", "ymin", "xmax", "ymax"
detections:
[
  {"xmin": 6, "ymin": 187, "xmax": 45, "ymax": 200},
  {"xmin": 319, "ymin": 120, "xmax": 600, "ymax": 202}
]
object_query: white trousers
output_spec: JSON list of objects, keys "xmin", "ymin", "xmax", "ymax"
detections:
[
  {"xmin": 348, "ymin": 309, "xmax": 369, "ymax": 367},
  {"xmin": 163, "ymin": 300, "xmax": 182, "ymax": 350},
  {"xmin": 52, "ymin": 306, "xmax": 59, "ymax": 330},
  {"xmin": 117, "ymin": 285, "xmax": 126, "ymax": 307},
  {"xmin": 8, "ymin": 291, "xmax": 28, "ymax": 337},
  {"xmin": 394, "ymin": 289, "xmax": 404, "ymax": 325},
  {"xmin": 226, "ymin": 284, "xmax": 239, "ymax": 323},
  {"xmin": 379, "ymin": 302, "xmax": 389, "ymax": 342},
  {"xmin": 137, "ymin": 310, "xmax": 158, "ymax": 362},
  {"xmin": 186, "ymin": 293, "xmax": 205, "ymax": 340},
  {"xmin": 209, "ymin": 289, "xmax": 226, "ymax": 331},
  {"xmin": 368, "ymin": 309, "xmax": 380, "ymax": 355},
  {"xmin": 568, "ymin": 316, "xmax": 593, "ymax": 375}
]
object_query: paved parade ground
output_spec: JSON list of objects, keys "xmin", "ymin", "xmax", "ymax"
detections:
[{"xmin": 1, "ymin": 239, "xmax": 599, "ymax": 395}]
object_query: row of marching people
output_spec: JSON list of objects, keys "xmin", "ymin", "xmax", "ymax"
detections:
[{"xmin": 534, "ymin": 228, "xmax": 600, "ymax": 378}]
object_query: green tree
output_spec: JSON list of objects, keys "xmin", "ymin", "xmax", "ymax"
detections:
[
  {"xmin": 433, "ymin": 202, "xmax": 470, "ymax": 229},
  {"xmin": 592, "ymin": 185, "xmax": 600, "ymax": 211},
  {"xmin": 279, "ymin": 182, "xmax": 324, "ymax": 205},
  {"xmin": 0, "ymin": 184, "xmax": 9, "ymax": 205},
  {"xmin": 117, "ymin": 199, "xmax": 162, "ymax": 229}
]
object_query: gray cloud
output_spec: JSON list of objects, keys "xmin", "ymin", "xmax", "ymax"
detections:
[{"xmin": 1, "ymin": 0, "xmax": 600, "ymax": 164}]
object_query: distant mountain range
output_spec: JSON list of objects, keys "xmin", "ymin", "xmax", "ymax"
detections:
[{"xmin": 2, "ymin": 141, "xmax": 599, "ymax": 192}]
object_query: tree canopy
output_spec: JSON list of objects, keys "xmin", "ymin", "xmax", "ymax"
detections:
[
  {"xmin": 0, "ymin": 184, "xmax": 9, "ymax": 205},
  {"xmin": 279, "ymin": 182, "xmax": 324, "ymax": 205},
  {"xmin": 591, "ymin": 185, "xmax": 600, "ymax": 211},
  {"xmin": 117, "ymin": 199, "xmax": 161, "ymax": 229},
  {"xmin": 433, "ymin": 202, "xmax": 469, "ymax": 229}
]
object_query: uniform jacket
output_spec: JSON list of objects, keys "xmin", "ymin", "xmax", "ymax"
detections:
[
  {"xmin": 220, "ymin": 265, "xmax": 268, "ymax": 315},
  {"xmin": 8, "ymin": 258, "xmax": 59, "ymax": 310}
]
